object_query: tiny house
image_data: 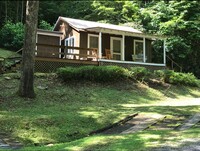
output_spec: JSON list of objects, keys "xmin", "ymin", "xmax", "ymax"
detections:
[{"xmin": 36, "ymin": 17, "xmax": 166, "ymax": 72}]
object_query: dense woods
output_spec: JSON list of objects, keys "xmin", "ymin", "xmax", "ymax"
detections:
[{"xmin": 0, "ymin": 0, "xmax": 199, "ymax": 77}]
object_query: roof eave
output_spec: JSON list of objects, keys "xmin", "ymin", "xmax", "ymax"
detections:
[
  {"xmin": 53, "ymin": 16, "xmax": 62, "ymax": 31},
  {"xmin": 85, "ymin": 27, "xmax": 166, "ymax": 39}
]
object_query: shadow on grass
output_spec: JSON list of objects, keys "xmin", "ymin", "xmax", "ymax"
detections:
[
  {"xmin": 58, "ymin": 129, "xmax": 200, "ymax": 151},
  {"xmin": 23, "ymin": 130, "xmax": 183, "ymax": 151},
  {"xmin": 120, "ymin": 105, "xmax": 200, "ymax": 116},
  {"xmin": 0, "ymin": 77, "xmax": 200, "ymax": 147},
  {"xmin": 161, "ymin": 86, "xmax": 200, "ymax": 99}
]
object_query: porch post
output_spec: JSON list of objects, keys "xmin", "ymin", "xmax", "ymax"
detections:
[
  {"xmin": 59, "ymin": 36, "xmax": 61, "ymax": 58},
  {"xmin": 143, "ymin": 37, "xmax": 146, "ymax": 62},
  {"xmin": 163, "ymin": 39, "xmax": 166, "ymax": 65},
  {"xmin": 98, "ymin": 31, "xmax": 102, "ymax": 59},
  {"xmin": 122, "ymin": 34, "xmax": 125, "ymax": 61}
]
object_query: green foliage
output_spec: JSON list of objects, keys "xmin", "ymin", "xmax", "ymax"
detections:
[
  {"xmin": 88, "ymin": 1, "xmax": 140, "ymax": 24},
  {"xmin": 57, "ymin": 66, "xmax": 130, "ymax": 83},
  {"xmin": 155, "ymin": 70, "xmax": 199, "ymax": 87},
  {"xmin": 57, "ymin": 65, "xmax": 199, "ymax": 87},
  {"xmin": 140, "ymin": 1, "xmax": 200, "ymax": 77},
  {"xmin": 130, "ymin": 66, "xmax": 151, "ymax": 81},
  {"xmin": 152, "ymin": 40, "xmax": 164, "ymax": 63},
  {"xmin": 38, "ymin": 20, "xmax": 53, "ymax": 30},
  {"xmin": 0, "ymin": 21, "xmax": 24, "ymax": 51}
]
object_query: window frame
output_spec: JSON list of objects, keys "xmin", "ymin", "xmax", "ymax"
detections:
[
  {"xmin": 88, "ymin": 34, "xmax": 99, "ymax": 49},
  {"xmin": 133, "ymin": 40, "xmax": 143, "ymax": 55},
  {"xmin": 64, "ymin": 36, "xmax": 75, "ymax": 59}
]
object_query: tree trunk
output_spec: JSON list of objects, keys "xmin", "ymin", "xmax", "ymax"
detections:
[
  {"xmin": 21, "ymin": 1, "xmax": 24, "ymax": 23},
  {"xmin": 16, "ymin": 1, "xmax": 19, "ymax": 22},
  {"xmin": 5, "ymin": 1, "xmax": 7, "ymax": 22},
  {"xmin": 18, "ymin": 1, "xmax": 39, "ymax": 98}
]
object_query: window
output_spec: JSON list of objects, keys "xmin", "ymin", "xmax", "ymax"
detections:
[
  {"xmin": 65, "ymin": 36, "xmax": 74, "ymax": 48},
  {"xmin": 65, "ymin": 36, "xmax": 75, "ymax": 59},
  {"xmin": 88, "ymin": 34, "xmax": 99, "ymax": 49}
]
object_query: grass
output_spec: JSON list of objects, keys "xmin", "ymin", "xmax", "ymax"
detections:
[
  {"xmin": 0, "ymin": 48, "xmax": 19, "ymax": 58},
  {"xmin": 0, "ymin": 73, "xmax": 200, "ymax": 150},
  {"xmin": 21, "ymin": 128, "xmax": 200, "ymax": 151},
  {"xmin": 0, "ymin": 48, "xmax": 21, "ymax": 69}
]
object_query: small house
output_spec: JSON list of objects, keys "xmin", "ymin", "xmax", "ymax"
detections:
[{"xmin": 36, "ymin": 17, "xmax": 167, "ymax": 72}]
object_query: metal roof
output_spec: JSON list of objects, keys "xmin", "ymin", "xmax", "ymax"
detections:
[
  {"xmin": 57, "ymin": 17, "xmax": 142, "ymax": 34},
  {"xmin": 53, "ymin": 17, "xmax": 166, "ymax": 39}
]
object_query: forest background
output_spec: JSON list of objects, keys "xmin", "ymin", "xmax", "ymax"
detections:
[{"xmin": 0, "ymin": 0, "xmax": 199, "ymax": 77}]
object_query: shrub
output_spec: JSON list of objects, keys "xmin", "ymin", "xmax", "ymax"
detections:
[
  {"xmin": 57, "ymin": 66, "xmax": 199, "ymax": 86},
  {"xmin": 57, "ymin": 67, "xmax": 77, "ymax": 82},
  {"xmin": 38, "ymin": 20, "xmax": 53, "ymax": 30},
  {"xmin": 57, "ymin": 66, "xmax": 131, "ymax": 83},
  {"xmin": 154, "ymin": 70, "xmax": 166, "ymax": 81},
  {"xmin": 130, "ymin": 66, "xmax": 151, "ymax": 81},
  {"xmin": 0, "ymin": 21, "xmax": 24, "ymax": 51},
  {"xmin": 155, "ymin": 70, "xmax": 199, "ymax": 87}
]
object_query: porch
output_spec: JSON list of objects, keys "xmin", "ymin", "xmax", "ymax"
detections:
[{"xmin": 35, "ymin": 43, "xmax": 166, "ymax": 72}]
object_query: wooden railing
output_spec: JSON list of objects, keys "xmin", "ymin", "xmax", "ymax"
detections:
[
  {"xmin": 36, "ymin": 43, "xmax": 98, "ymax": 61},
  {"xmin": 166, "ymin": 55, "xmax": 182, "ymax": 72}
]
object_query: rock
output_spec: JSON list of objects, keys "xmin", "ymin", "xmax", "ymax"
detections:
[
  {"xmin": 37, "ymin": 86, "xmax": 48, "ymax": 90},
  {"xmin": 4, "ymin": 77, "xmax": 11, "ymax": 80}
]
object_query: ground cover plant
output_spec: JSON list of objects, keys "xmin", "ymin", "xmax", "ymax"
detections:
[{"xmin": 0, "ymin": 70, "xmax": 200, "ymax": 151}]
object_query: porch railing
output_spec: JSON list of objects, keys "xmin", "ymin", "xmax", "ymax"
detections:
[
  {"xmin": 166, "ymin": 55, "xmax": 182, "ymax": 72},
  {"xmin": 36, "ymin": 43, "xmax": 98, "ymax": 61}
]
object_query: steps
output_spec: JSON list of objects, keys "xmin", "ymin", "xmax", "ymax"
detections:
[
  {"xmin": 101, "ymin": 114, "xmax": 165, "ymax": 134},
  {"xmin": 178, "ymin": 113, "xmax": 200, "ymax": 131},
  {"xmin": 92, "ymin": 113, "xmax": 199, "ymax": 135}
]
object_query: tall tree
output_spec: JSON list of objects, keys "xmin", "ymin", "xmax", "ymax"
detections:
[
  {"xmin": 18, "ymin": 1, "xmax": 39, "ymax": 98},
  {"xmin": 139, "ymin": 1, "xmax": 200, "ymax": 77}
]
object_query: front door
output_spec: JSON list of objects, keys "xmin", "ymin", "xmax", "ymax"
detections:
[{"xmin": 111, "ymin": 37, "xmax": 122, "ymax": 60}]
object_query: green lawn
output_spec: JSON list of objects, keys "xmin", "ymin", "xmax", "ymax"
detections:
[
  {"xmin": 0, "ymin": 48, "xmax": 19, "ymax": 58},
  {"xmin": 0, "ymin": 73, "xmax": 200, "ymax": 150},
  {"xmin": 0, "ymin": 48, "xmax": 21, "ymax": 69},
  {"xmin": 22, "ymin": 128, "xmax": 200, "ymax": 151}
]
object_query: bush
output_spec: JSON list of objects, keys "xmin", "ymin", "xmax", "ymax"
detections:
[
  {"xmin": 0, "ymin": 21, "xmax": 24, "ymax": 51},
  {"xmin": 154, "ymin": 70, "xmax": 166, "ymax": 81},
  {"xmin": 57, "ymin": 66, "xmax": 199, "ymax": 86},
  {"xmin": 130, "ymin": 66, "xmax": 151, "ymax": 81},
  {"xmin": 57, "ymin": 66, "xmax": 131, "ymax": 83},
  {"xmin": 38, "ymin": 20, "xmax": 53, "ymax": 30},
  {"xmin": 155, "ymin": 70, "xmax": 199, "ymax": 86}
]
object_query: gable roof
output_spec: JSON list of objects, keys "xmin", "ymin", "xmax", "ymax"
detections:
[
  {"xmin": 53, "ymin": 16, "xmax": 166, "ymax": 39},
  {"xmin": 54, "ymin": 16, "xmax": 142, "ymax": 34}
]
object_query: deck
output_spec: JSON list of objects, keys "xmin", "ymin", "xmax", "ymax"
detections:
[{"xmin": 35, "ymin": 43, "xmax": 166, "ymax": 72}]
